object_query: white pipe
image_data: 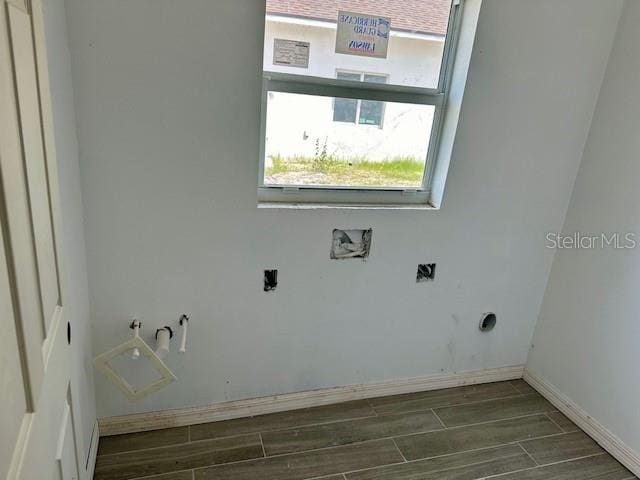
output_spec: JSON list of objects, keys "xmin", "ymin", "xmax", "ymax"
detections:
[
  {"xmin": 179, "ymin": 315, "xmax": 189, "ymax": 354},
  {"xmin": 155, "ymin": 328, "xmax": 171, "ymax": 359},
  {"xmin": 131, "ymin": 319, "xmax": 141, "ymax": 360}
]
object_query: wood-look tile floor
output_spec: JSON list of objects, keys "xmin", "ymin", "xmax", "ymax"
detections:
[{"xmin": 94, "ymin": 380, "xmax": 637, "ymax": 480}]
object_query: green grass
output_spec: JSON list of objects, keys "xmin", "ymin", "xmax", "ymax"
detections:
[{"xmin": 265, "ymin": 155, "xmax": 424, "ymax": 187}]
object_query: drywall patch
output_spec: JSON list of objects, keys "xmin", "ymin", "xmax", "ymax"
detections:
[
  {"xmin": 330, "ymin": 229, "xmax": 372, "ymax": 259},
  {"xmin": 417, "ymin": 263, "xmax": 436, "ymax": 282},
  {"xmin": 264, "ymin": 270, "xmax": 278, "ymax": 291}
]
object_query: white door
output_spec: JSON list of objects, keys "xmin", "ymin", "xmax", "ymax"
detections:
[{"xmin": 0, "ymin": 0, "xmax": 79, "ymax": 478}]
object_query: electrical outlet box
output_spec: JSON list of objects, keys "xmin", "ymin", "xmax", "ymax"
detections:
[
  {"xmin": 264, "ymin": 269, "xmax": 278, "ymax": 291},
  {"xmin": 417, "ymin": 263, "xmax": 436, "ymax": 282}
]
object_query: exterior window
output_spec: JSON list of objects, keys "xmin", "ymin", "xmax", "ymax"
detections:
[
  {"xmin": 333, "ymin": 98, "xmax": 357, "ymax": 123},
  {"xmin": 334, "ymin": 72, "xmax": 387, "ymax": 126},
  {"xmin": 260, "ymin": 0, "xmax": 467, "ymax": 205}
]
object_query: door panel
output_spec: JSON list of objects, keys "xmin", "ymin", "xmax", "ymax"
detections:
[
  {"xmin": 0, "ymin": 0, "xmax": 77, "ymax": 478},
  {"xmin": 18, "ymin": 305, "xmax": 75, "ymax": 480},
  {"xmin": 57, "ymin": 395, "xmax": 80, "ymax": 480},
  {"xmin": 0, "ymin": 0, "xmax": 45, "ymax": 402},
  {"xmin": 0, "ymin": 201, "xmax": 28, "ymax": 480},
  {"xmin": 8, "ymin": 0, "xmax": 60, "ymax": 339}
]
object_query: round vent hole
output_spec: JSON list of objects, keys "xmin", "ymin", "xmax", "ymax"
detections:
[{"xmin": 479, "ymin": 313, "xmax": 497, "ymax": 332}]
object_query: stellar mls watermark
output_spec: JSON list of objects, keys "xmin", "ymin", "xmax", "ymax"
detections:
[{"xmin": 546, "ymin": 232, "xmax": 636, "ymax": 249}]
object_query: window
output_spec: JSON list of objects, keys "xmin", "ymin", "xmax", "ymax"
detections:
[
  {"xmin": 334, "ymin": 72, "xmax": 387, "ymax": 127},
  {"xmin": 260, "ymin": 0, "xmax": 468, "ymax": 205}
]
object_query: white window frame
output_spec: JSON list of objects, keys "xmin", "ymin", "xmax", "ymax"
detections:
[
  {"xmin": 259, "ymin": 0, "xmax": 466, "ymax": 206},
  {"xmin": 333, "ymin": 70, "xmax": 388, "ymax": 128}
]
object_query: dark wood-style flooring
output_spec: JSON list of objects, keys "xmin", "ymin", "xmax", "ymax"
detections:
[{"xmin": 94, "ymin": 380, "xmax": 636, "ymax": 480}]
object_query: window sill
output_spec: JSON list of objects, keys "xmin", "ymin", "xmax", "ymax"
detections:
[{"xmin": 257, "ymin": 202, "xmax": 439, "ymax": 211}]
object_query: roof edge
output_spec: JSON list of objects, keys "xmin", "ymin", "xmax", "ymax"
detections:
[{"xmin": 265, "ymin": 13, "xmax": 446, "ymax": 41}]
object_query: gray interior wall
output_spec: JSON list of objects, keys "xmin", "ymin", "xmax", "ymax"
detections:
[
  {"xmin": 42, "ymin": 0, "xmax": 96, "ymax": 473},
  {"xmin": 527, "ymin": 0, "xmax": 640, "ymax": 459},
  {"xmin": 63, "ymin": 0, "xmax": 622, "ymax": 418}
]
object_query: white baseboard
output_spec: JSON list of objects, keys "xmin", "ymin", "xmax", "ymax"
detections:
[
  {"xmin": 99, "ymin": 365, "xmax": 524, "ymax": 436},
  {"xmin": 524, "ymin": 369, "xmax": 640, "ymax": 477},
  {"xmin": 83, "ymin": 420, "xmax": 99, "ymax": 480}
]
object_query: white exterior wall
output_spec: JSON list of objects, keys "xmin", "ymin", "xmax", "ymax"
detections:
[{"xmin": 263, "ymin": 19, "xmax": 443, "ymax": 162}]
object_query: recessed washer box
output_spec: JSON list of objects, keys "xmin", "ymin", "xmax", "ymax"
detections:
[{"xmin": 330, "ymin": 229, "xmax": 372, "ymax": 259}]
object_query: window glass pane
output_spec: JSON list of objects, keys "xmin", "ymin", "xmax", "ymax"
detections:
[
  {"xmin": 337, "ymin": 71, "xmax": 362, "ymax": 81},
  {"xmin": 264, "ymin": 91, "xmax": 435, "ymax": 188},
  {"xmin": 264, "ymin": 0, "xmax": 453, "ymax": 89},
  {"xmin": 358, "ymin": 100, "xmax": 384, "ymax": 126},
  {"xmin": 333, "ymin": 97, "xmax": 358, "ymax": 123},
  {"xmin": 363, "ymin": 74, "xmax": 387, "ymax": 84}
]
